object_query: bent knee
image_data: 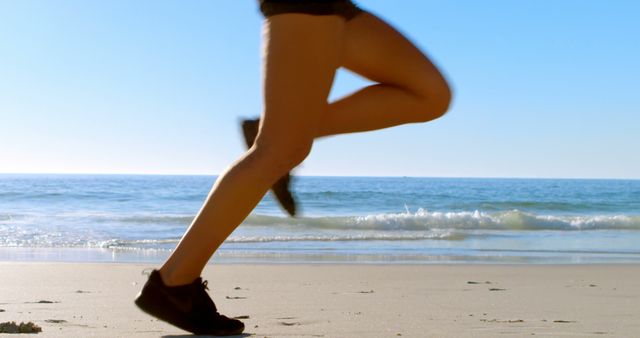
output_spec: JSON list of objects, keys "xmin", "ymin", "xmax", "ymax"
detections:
[
  {"xmin": 252, "ymin": 137, "xmax": 314, "ymax": 174},
  {"xmin": 413, "ymin": 79, "xmax": 452, "ymax": 123}
]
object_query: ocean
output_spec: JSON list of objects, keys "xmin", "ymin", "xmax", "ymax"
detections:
[{"xmin": 1, "ymin": 174, "xmax": 639, "ymax": 264}]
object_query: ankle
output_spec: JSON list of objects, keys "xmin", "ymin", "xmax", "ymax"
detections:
[{"xmin": 157, "ymin": 267, "xmax": 196, "ymax": 287}]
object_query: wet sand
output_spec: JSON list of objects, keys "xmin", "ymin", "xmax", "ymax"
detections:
[{"xmin": 1, "ymin": 262, "xmax": 639, "ymax": 337}]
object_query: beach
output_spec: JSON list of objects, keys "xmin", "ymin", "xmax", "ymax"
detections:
[
  {"xmin": 2, "ymin": 175, "xmax": 639, "ymax": 336},
  {"xmin": 1, "ymin": 262, "xmax": 639, "ymax": 337},
  {"xmin": 3, "ymin": 0, "xmax": 639, "ymax": 336}
]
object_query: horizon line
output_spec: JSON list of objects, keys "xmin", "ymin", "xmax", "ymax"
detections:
[{"xmin": 0, "ymin": 172, "xmax": 638, "ymax": 181}]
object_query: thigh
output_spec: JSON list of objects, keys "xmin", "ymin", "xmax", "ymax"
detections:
[
  {"xmin": 342, "ymin": 12, "xmax": 449, "ymax": 97},
  {"xmin": 257, "ymin": 14, "xmax": 346, "ymax": 147}
]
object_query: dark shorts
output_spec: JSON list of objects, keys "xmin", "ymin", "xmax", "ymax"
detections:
[{"xmin": 259, "ymin": 0, "xmax": 363, "ymax": 21}]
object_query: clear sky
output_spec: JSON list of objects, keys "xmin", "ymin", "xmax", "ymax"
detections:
[{"xmin": 1, "ymin": 0, "xmax": 638, "ymax": 178}]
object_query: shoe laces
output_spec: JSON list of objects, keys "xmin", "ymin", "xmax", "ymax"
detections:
[
  {"xmin": 201, "ymin": 280, "xmax": 209, "ymax": 291},
  {"xmin": 194, "ymin": 279, "xmax": 221, "ymax": 316}
]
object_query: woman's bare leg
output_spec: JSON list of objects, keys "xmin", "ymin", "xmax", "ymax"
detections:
[
  {"xmin": 158, "ymin": 11, "xmax": 452, "ymax": 286},
  {"xmin": 317, "ymin": 12, "xmax": 452, "ymax": 137},
  {"xmin": 158, "ymin": 14, "xmax": 345, "ymax": 286},
  {"xmin": 244, "ymin": 12, "xmax": 451, "ymax": 139}
]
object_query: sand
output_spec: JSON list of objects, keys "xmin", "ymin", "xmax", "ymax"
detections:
[{"xmin": 0, "ymin": 262, "xmax": 639, "ymax": 337}]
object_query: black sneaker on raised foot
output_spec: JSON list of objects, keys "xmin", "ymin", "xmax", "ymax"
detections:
[
  {"xmin": 241, "ymin": 118, "xmax": 297, "ymax": 217},
  {"xmin": 134, "ymin": 270, "xmax": 244, "ymax": 336}
]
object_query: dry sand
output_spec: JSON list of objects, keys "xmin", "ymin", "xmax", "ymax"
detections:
[{"xmin": 1, "ymin": 262, "xmax": 639, "ymax": 337}]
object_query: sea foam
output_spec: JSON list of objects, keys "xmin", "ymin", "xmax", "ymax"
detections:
[{"xmin": 245, "ymin": 209, "xmax": 640, "ymax": 231}]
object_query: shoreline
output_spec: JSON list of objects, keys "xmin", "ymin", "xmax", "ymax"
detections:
[
  {"xmin": 1, "ymin": 262, "xmax": 639, "ymax": 337},
  {"xmin": 3, "ymin": 246, "xmax": 640, "ymax": 265}
]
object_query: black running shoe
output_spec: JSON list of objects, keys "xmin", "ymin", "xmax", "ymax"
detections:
[
  {"xmin": 241, "ymin": 118, "xmax": 297, "ymax": 217},
  {"xmin": 134, "ymin": 270, "xmax": 244, "ymax": 336}
]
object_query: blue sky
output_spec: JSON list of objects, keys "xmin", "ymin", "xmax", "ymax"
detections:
[{"xmin": 1, "ymin": 0, "xmax": 638, "ymax": 178}]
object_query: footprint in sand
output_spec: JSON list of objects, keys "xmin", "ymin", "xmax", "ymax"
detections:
[
  {"xmin": 280, "ymin": 321, "xmax": 300, "ymax": 326},
  {"xmin": 225, "ymin": 296, "xmax": 247, "ymax": 300},
  {"xmin": 480, "ymin": 318, "xmax": 524, "ymax": 323}
]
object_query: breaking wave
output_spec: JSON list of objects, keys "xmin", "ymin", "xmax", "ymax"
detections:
[{"xmin": 244, "ymin": 209, "xmax": 640, "ymax": 231}]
